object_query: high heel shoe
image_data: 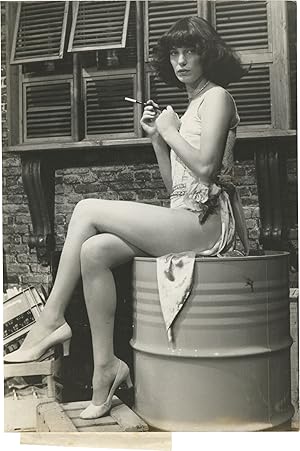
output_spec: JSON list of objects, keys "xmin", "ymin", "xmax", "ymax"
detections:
[
  {"xmin": 80, "ymin": 359, "xmax": 133, "ymax": 420},
  {"xmin": 4, "ymin": 322, "xmax": 72, "ymax": 363}
]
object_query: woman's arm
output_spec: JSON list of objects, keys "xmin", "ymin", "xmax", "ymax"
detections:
[
  {"xmin": 151, "ymin": 134, "xmax": 172, "ymax": 194},
  {"xmin": 156, "ymin": 89, "xmax": 235, "ymax": 184},
  {"xmin": 140, "ymin": 101, "xmax": 173, "ymax": 193}
]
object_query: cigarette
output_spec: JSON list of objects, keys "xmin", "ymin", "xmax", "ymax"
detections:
[{"xmin": 124, "ymin": 97, "xmax": 160, "ymax": 110}]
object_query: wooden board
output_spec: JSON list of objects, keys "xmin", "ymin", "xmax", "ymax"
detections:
[
  {"xmin": 21, "ymin": 432, "xmax": 172, "ymax": 450},
  {"xmin": 37, "ymin": 398, "xmax": 149, "ymax": 432}
]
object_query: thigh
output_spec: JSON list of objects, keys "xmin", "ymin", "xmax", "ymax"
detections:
[
  {"xmin": 80, "ymin": 199, "xmax": 221, "ymax": 257},
  {"xmin": 81, "ymin": 232, "xmax": 150, "ymax": 269}
]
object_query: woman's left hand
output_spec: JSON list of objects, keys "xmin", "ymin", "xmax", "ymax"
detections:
[{"xmin": 156, "ymin": 105, "xmax": 181, "ymax": 139}]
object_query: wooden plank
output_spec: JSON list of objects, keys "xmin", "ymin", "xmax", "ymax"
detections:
[
  {"xmin": 77, "ymin": 424, "xmax": 122, "ymax": 432},
  {"xmin": 62, "ymin": 396, "xmax": 122, "ymax": 412},
  {"xmin": 4, "ymin": 357, "xmax": 55, "ymax": 379},
  {"xmin": 67, "ymin": 410, "xmax": 116, "ymax": 425},
  {"xmin": 21, "ymin": 432, "xmax": 173, "ymax": 450},
  {"xmin": 7, "ymin": 128, "xmax": 296, "ymax": 153},
  {"xmin": 110, "ymin": 403, "xmax": 149, "ymax": 432},
  {"xmin": 37, "ymin": 401, "xmax": 77, "ymax": 432},
  {"xmin": 269, "ymin": 1, "xmax": 291, "ymax": 129},
  {"xmin": 72, "ymin": 416, "xmax": 117, "ymax": 429}
]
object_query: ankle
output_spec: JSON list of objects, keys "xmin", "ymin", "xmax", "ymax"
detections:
[
  {"xmin": 39, "ymin": 311, "xmax": 65, "ymax": 329},
  {"xmin": 93, "ymin": 357, "xmax": 120, "ymax": 373}
]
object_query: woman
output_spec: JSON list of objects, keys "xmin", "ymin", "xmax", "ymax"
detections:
[{"xmin": 4, "ymin": 17, "xmax": 248, "ymax": 419}]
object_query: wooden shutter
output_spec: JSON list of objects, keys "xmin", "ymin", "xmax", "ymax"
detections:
[
  {"xmin": 229, "ymin": 65, "xmax": 271, "ymax": 126},
  {"xmin": 11, "ymin": 1, "xmax": 69, "ymax": 65},
  {"xmin": 145, "ymin": 0, "xmax": 200, "ymax": 62},
  {"xmin": 212, "ymin": 1, "xmax": 291, "ymax": 130},
  {"xmin": 68, "ymin": 1, "xmax": 131, "ymax": 52},
  {"xmin": 83, "ymin": 71, "xmax": 137, "ymax": 138},
  {"xmin": 118, "ymin": 1, "xmax": 137, "ymax": 67},
  {"xmin": 23, "ymin": 77, "xmax": 73, "ymax": 142},
  {"xmin": 214, "ymin": 0, "xmax": 269, "ymax": 50}
]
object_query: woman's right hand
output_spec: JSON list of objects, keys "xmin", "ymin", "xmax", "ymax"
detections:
[{"xmin": 140, "ymin": 100, "xmax": 161, "ymax": 138}]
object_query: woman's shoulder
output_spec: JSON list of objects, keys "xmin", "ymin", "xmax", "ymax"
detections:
[
  {"xmin": 201, "ymin": 85, "xmax": 234, "ymax": 106},
  {"xmin": 198, "ymin": 85, "xmax": 238, "ymax": 122}
]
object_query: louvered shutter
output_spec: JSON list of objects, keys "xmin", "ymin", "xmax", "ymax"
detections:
[
  {"xmin": 214, "ymin": 1, "xmax": 269, "ymax": 50},
  {"xmin": 83, "ymin": 72, "xmax": 137, "ymax": 138},
  {"xmin": 11, "ymin": 1, "xmax": 69, "ymax": 65},
  {"xmin": 68, "ymin": 1, "xmax": 131, "ymax": 52},
  {"xmin": 212, "ymin": 1, "xmax": 291, "ymax": 130},
  {"xmin": 23, "ymin": 78, "xmax": 73, "ymax": 141},
  {"xmin": 229, "ymin": 66, "xmax": 271, "ymax": 126}
]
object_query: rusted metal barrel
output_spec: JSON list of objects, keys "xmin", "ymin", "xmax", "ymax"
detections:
[{"xmin": 130, "ymin": 251, "xmax": 293, "ymax": 431}]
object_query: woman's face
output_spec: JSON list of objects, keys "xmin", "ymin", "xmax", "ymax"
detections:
[{"xmin": 169, "ymin": 47, "xmax": 204, "ymax": 87}]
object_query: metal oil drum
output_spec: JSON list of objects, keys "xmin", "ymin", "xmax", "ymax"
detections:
[{"xmin": 130, "ymin": 251, "xmax": 294, "ymax": 431}]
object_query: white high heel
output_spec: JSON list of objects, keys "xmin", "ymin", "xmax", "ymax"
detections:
[
  {"xmin": 4, "ymin": 322, "xmax": 72, "ymax": 363},
  {"xmin": 80, "ymin": 359, "xmax": 133, "ymax": 420}
]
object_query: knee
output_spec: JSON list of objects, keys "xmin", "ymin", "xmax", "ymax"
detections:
[
  {"xmin": 69, "ymin": 199, "xmax": 98, "ymax": 227},
  {"xmin": 80, "ymin": 234, "xmax": 115, "ymax": 274},
  {"xmin": 73, "ymin": 199, "xmax": 94, "ymax": 218}
]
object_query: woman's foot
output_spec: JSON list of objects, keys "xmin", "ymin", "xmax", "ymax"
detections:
[
  {"xmin": 16, "ymin": 313, "xmax": 66, "ymax": 351},
  {"xmin": 4, "ymin": 313, "xmax": 71, "ymax": 363},
  {"xmin": 80, "ymin": 358, "xmax": 133, "ymax": 420}
]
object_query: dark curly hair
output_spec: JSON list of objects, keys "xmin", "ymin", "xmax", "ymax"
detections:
[{"xmin": 151, "ymin": 16, "xmax": 247, "ymax": 89}]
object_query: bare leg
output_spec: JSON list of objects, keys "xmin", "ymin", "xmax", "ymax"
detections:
[{"xmin": 80, "ymin": 233, "xmax": 147, "ymax": 406}]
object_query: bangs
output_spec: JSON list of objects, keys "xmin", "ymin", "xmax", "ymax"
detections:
[{"xmin": 160, "ymin": 19, "xmax": 203, "ymax": 50}]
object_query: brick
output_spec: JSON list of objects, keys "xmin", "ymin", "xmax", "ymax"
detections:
[
  {"xmin": 242, "ymin": 196, "xmax": 259, "ymax": 206},
  {"xmin": 103, "ymin": 191, "xmax": 118, "ymax": 200},
  {"xmin": 74, "ymin": 183, "xmax": 103, "ymax": 194},
  {"xmin": 16, "ymin": 254, "xmax": 32, "ymax": 263},
  {"xmin": 2, "ymin": 157, "xmax": 21, "ymax": 168},
  {"xmin": 8, "ymin": 263, "xmax": 30, "ymax": 274},
  {"xmin": 243, "ymin": 208, "xmax": 252, "ymax": 220},
  {"xmin": 118, "ymin": 171, "xmax": 134, "ymax": 182},
  {"xmin": 249, "ymin": 228, "xmax": 260, "ymax": 240},
  {"xmin": 118, "ymin": 191, "xmax": 137, "ymax": 201},
  {"xmin": 246, "ymin": 219, "xmax": 257, "ymax": 229},
  {"xmin": 29, "ymin": 264, "xmax": 51, "ymax": 273},
  {"xmin": 15, "ymin": 215, "xmax": 31, "ymax": 224},
  {"xmin": 134, "ymin": 171, "xmax": 151, "ymax": 181},
  {"xmin": 21, "ymin": 274, "xmax": 51, "ymax": 284}
]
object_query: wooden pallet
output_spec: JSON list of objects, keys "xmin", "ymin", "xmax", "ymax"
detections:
[{"xmin": 37, "ymin": 399, "xmax": 149, "ymax": 432}]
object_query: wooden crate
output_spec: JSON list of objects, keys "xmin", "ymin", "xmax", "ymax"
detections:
[
  {"xmin": 4, "ymin": 351, "xmax": 62, "ymax": 432},
  {"xmin": 37, "ymin": 399, "xmax": 149, "ymax": 432}
]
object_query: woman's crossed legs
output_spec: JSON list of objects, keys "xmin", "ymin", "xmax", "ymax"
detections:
[{"xmin": 19, "ymin": 198, "xmax": 221, "ymax": 405}]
